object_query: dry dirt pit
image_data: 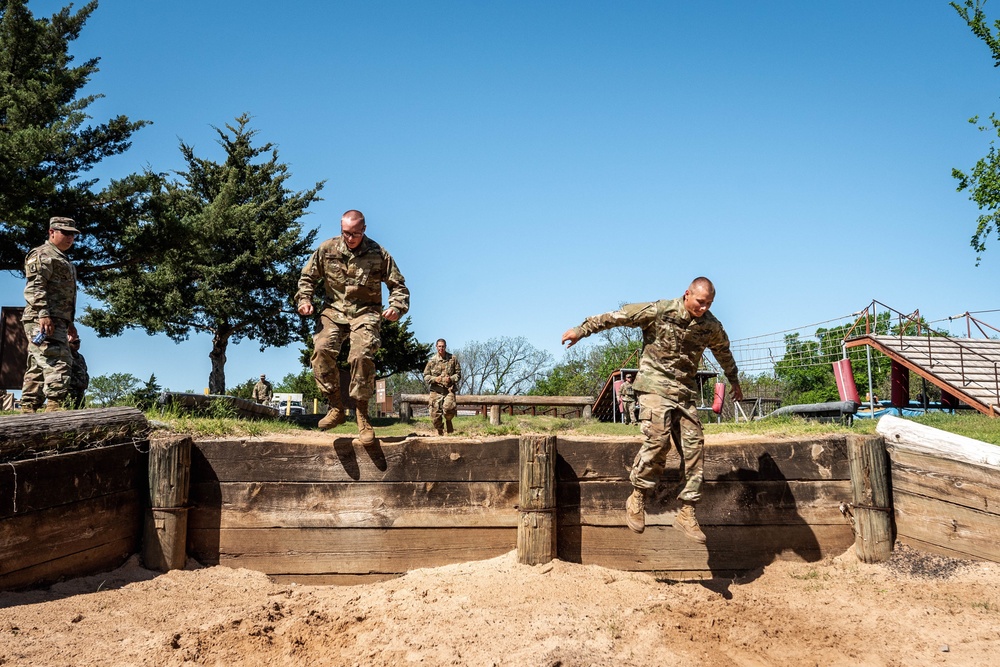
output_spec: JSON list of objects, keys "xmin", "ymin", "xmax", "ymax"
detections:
[{"xmin": 1, "ymin": 543, "xmax": 998, "ymax": 666}]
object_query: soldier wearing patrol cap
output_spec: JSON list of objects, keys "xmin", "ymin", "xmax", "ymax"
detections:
[
  {"xmin": 252, "ymin": 374, "xmax": 273, "ymax": 404},
  {"xmin": 20, "ymin": 217, "xmax": 80, "ymax": 413}
]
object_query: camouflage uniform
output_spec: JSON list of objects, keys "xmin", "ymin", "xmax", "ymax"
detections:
[
  {"xmin": 252, "ymin": 378, "xmax": 273, "ymax": 404},
  {"xmin": 296, "ymin": 235, "xmax": 409, "ymax": 410},
  {"xmin": 570, "ymin": 298, "xmax": 739, "ymax": 503},
  {"xmin": 619, "ymin": 377, "xmax": 637, "ymax": 424},
  {"xmin": 21, "ymin": 239, "xmax": 78, "ymax": 410},
  {"xmin": 68, "ymin": 346, "xmax": 89, "ymax": 408},
  {"xmin": 423, "ymin": 351, "xmax": 461, "ymax": 433}
]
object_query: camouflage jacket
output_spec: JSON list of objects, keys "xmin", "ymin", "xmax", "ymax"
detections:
[
  {"xmin": 252, "ymin": 380, "xmax": 273, "ymax": 402},
  {"xmin": 296, "ymin": 235, "xmax": 409, "ymax": 324},
  {"xmin": 23, "ymin": 241, "xmax": 77, "ymax": 322},
  {"xmin": 424, "ymin": 352, "xmax": 461, "ymax": 394},
  {"xmin": 70, "ymin": 350, "xmax": 89, "ymax": 395},
  {"xmin": 619, "ymin": 380, "xmax": 636, "ymax": 401},
  {"xmin": 572, "ymin": 298, "xmax": 739, "ymax": 404}
]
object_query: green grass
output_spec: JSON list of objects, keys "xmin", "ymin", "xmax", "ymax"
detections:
[
  {"xmin": 143, "ymin": 409, "xmax": 1000, "ymax": 446},
  {"xmin": 6, "ymin": 404, "xmax": 1000, "ymax": 446}
]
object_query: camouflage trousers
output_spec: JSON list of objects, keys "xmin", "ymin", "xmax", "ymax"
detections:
[
  {"xmin": 20, "ymin": 319, "xmax": 73, "ymax": 408},
  {"xmin": 311, "ymin": 311, "xmax": 380, "ymax": 407},
  {"xmin": 621, "ymin": 398, "xmax": 636, "ymax": 424},
  {"xmin": 428, "ymin": 390, "xmax": 457, "ymax": 430},
  {"xmin": 630, "ymin": 392, "xmax": 705, "ymax": 503}
]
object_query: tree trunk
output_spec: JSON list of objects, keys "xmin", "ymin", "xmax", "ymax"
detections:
[{"xmin": 208, "ymin": 326, "xmax": 230, "ymax": 395}]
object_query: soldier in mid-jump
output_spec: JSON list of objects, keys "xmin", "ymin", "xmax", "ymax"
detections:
[
  {"xmin": 296, "ymin": 210, "xmax": 409, "ymax": 444},
  {"xmin": 562, "ymin": 277, "xmax": 742, "ymax": 543}
]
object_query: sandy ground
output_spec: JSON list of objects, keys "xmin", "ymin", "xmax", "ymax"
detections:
[{"xmin": 1, "ymin": 542, "xmax": 998, "ymax": 667}]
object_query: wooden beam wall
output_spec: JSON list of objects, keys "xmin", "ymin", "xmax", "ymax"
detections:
[
  {"xmin": 189, "ymin": 434, "xmax": 855, "ymax": 583},
  {"xmin": 0, "ymin": 443, "xmax": 148, "ymax": 590}
]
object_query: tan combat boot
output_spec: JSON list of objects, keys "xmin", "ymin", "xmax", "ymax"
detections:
[
  {"xmin": 674, "ymin": 502, "xmax": 707, "ymax": 544},
  {"xmin": 318, "ymin": 406, "xmax": 346, "ymax": 430},
  {"xmin": 356, "ymin": 409, "xmax": 375, "ymax": 445},
  {"xmin": 20, "ymin": 405, "xmax": 37, "ymax": 414},
  {"xmin": 436, "ymin": 426, "xmax": 444, "ymax": 436},
  {"xmin": 445, "ymin": 419, "xmax": 454, "ymax": 434},
  {"xmin": 317, "ymin": 391, "xmax": 347, "ymax": 431},
  {"xmin": 625, "ymin": 488, "xmax": 646, "ymax": 534},
  {"xmin": 43, "ymin": 400, "xmax": 63, "ymax": 413}
]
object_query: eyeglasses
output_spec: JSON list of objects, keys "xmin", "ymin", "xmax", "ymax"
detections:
[{"xmin": 341, "ymin": 229, "xmax": 364, "ymax": 239}]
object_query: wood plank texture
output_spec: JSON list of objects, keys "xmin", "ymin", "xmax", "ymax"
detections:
[
  {"xmin": 189, "ymin": 527, "xmax": 516, "ymax": 574},
  {"xmin": 555, "ymin": 435, "xmax": 850, "ymax": 481},
  {"xmin": 0, "ymin": 407, "xmax": 149, "ymax": 461},
  {"xmin": 559, "ymin": 480, "xmax": 853, "ymax": 527},
  {"xmin": 192, "ymin": 437, "xmax": 521, "ymax": 483},
  {"xmin": 889, "ymin": 450, "xmax": 1000, "ymax": 512},
  {"xmin": 0, "ymin": 443, "xmax": 147, "ymax": 519},
  {"xmin": 892, "ymin": 490, "xmax": 1000, "ymax": 562},
  {"xmin": 0, "ymin": 491, "xmax": 142, "ymax": 576},
  {"xmin": 0, "ymin": 537, "xmax": 136, "ymax": 591},
  {"xmin": 559, "ymin": 525, "xmax": 854, "ymax": 573},
  {"xmin": 188, "ymin": 481, "xmax": 519, "ymax": 529}
]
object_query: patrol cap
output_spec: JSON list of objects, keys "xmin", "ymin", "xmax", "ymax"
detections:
[
  {"xmin": 260, "ymin": 374, "xmax": 266, "ymax": 379},
  {"xmin": 49, "ymin": 217, "xmax": 80, "ymax": 234}
]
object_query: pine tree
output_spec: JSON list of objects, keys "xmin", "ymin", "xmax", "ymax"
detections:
[
  {"xmin": 82, "ymin": 115, "xmax": 324, "ymax": 393},
  {"xmin": 0, "ymin": 0, "xmax": 156, "ymax": 279}
]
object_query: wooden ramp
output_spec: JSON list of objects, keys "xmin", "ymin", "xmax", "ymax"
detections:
[{"xmin": 845, "ymin": 335, "xmax": 1000, "ymax": 416}]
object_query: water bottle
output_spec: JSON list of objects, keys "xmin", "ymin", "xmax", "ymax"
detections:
[{"xmin": 32, "ymin": 330, "xmax": 46, "ymax": 344}]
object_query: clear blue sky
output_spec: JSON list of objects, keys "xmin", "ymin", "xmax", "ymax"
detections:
[{"xmin": 3, "ymin": 0, "xmax": 1000, "ymax": 394}]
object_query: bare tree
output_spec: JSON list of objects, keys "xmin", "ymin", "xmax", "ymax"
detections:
[{"xmin": 455, "ymin": 337, "xmax": 552, "ymax": 395}]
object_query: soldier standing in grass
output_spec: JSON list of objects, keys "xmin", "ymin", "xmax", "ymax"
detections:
[
  {"xmin": 296, "ymin": 210, "xmax": 409, "ymax": 444},
  {"xmin": 561, "ymin": 277, "xmax": 742, "ymax": 543},
  {"xmin": 20, "ymin": 217, "xmax": 80, "ymax": 413},
  {"xmin": 252, "ymin": 374, "xmax": 273, "ymax": 404},
  {"xmin": 619, "ymin": 373, "xmax": 637, "ymax": 425},
  {"xmin": 423, "ymin": 338, "xmax": 461, "ymax": 435}
]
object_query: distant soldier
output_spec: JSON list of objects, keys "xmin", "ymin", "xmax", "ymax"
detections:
[
  {"xmin": 20, "ymin": 216, "xmax": 80, "ymax": 413},
  {"xmin": 296, "ymin": 210, "xmax": 409, "ymax": 444},
  {"xmin": 619, "ymin": 373, "xmax": 637, "ymax": 425},
  {"xmin": 423, "ymin": 338, "xmax": 462, "ymax": 435},
  {"xmin": 252, "ymin": 374, "xmax": 274, "ymax": 404},
  {"xmin": 562, "ymin": 277, "xmax": 742, "ymax": 543},
  {"xmin": 68, "ymin": 335, "xmax": 90, "ymax": 409}
]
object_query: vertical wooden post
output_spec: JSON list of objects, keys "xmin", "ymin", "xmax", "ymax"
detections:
[
  {"xmin": 489, "ymin": 404, "xmax": 501, "ymax": 425},
  {"xmin": 517, "ymin": 435, "xmax": 557, "ymax": 565},
  {"xmin": 400, "ymin": 400, "xmax": 411, "ymax": 423},
  {"xmin": 143, "ymin": 434, "xmax": 193, "ymax": 571},
  {"xmin": 847, "ymin": 434, "xmax": 894, "ymax": 563}
]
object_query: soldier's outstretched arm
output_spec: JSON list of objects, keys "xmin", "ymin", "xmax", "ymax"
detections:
[{"xmin": 561, "ymin": 328, "xmax": 582, "ymax": 348}]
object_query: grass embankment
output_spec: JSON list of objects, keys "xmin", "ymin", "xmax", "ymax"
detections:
[{"xmin": 138, "ymin": 407, "xmax": 1000, "ymax": 446}]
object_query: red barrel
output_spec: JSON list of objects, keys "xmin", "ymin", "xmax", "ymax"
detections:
[
  {"xmin": 712, "ymin": 382, "xmax": 725, "ymax": 414},
  {"xmin": 832, "ymin": 359, "xmax": 861, "ymax": 404}
]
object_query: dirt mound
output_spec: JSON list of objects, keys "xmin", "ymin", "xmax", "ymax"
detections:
[{"xmin": 2, "ymin": 544, "xmax": 999, "ymax": 666}]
